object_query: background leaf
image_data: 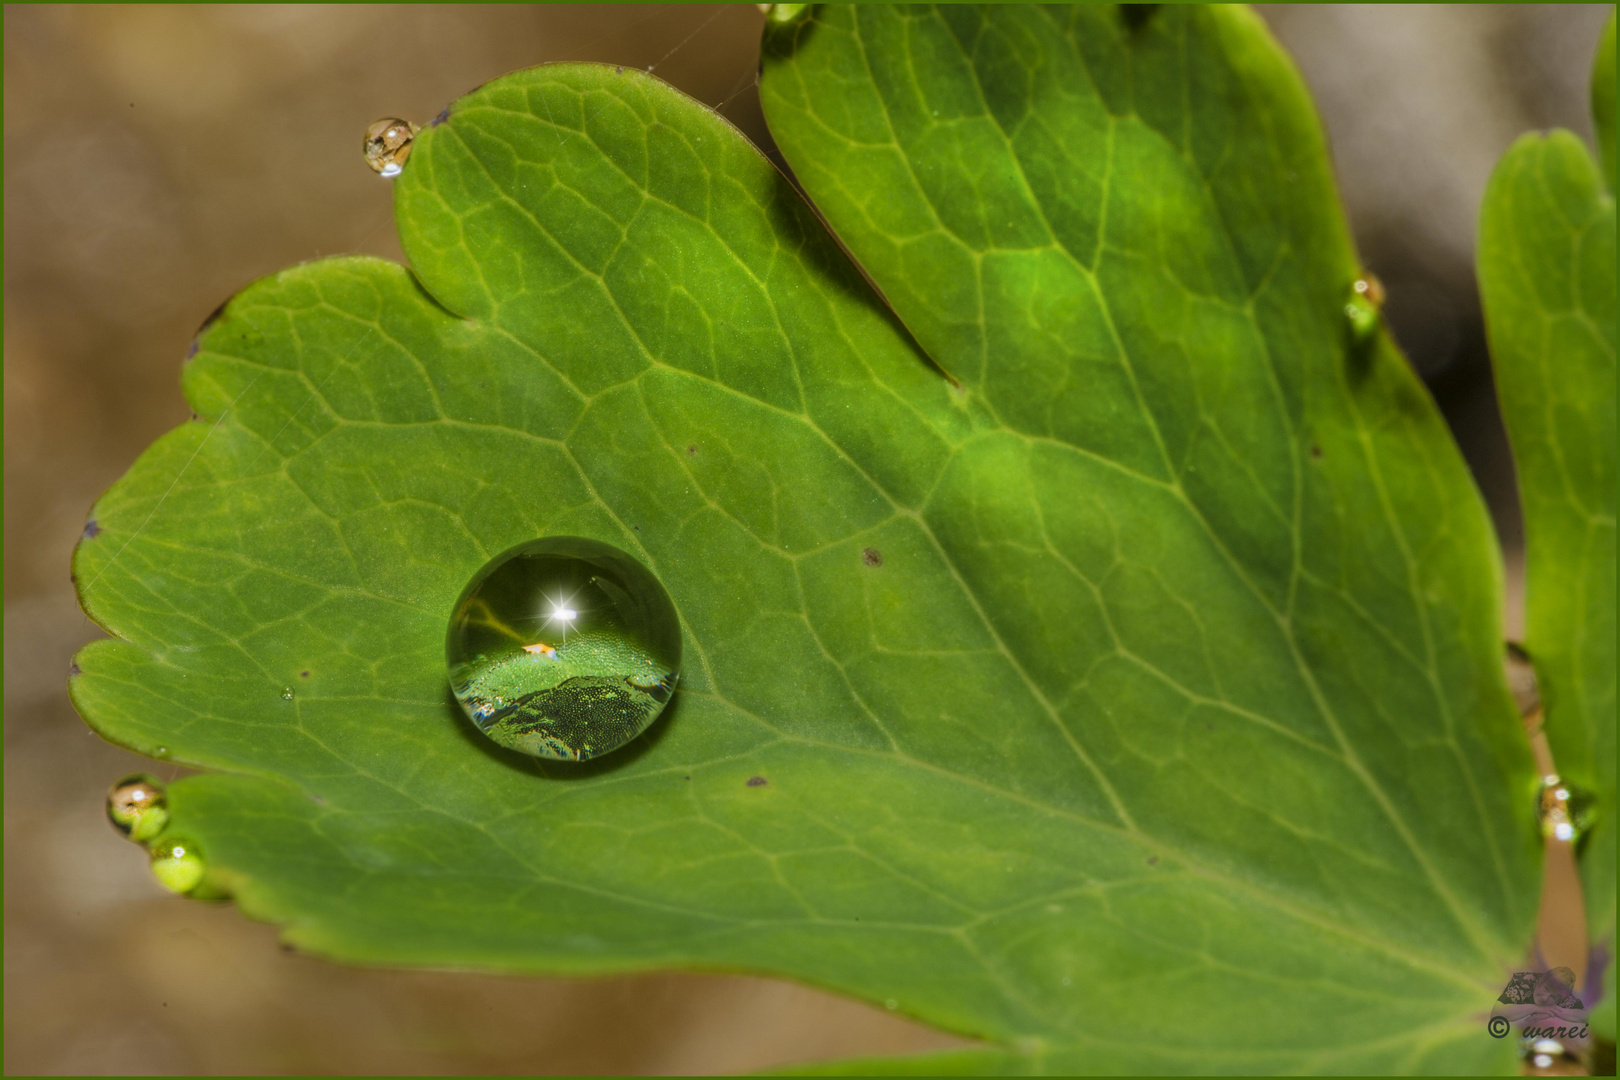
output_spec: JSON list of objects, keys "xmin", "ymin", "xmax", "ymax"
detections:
[
  {"xmin": 72, "ymin": 7, "xmax": 1540, "ymax": 1073},
  {"xmin": 1478, "ymin": 9, "xmax": 1617, "ymax": 1039}
]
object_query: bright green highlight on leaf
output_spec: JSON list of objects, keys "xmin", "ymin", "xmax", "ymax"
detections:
[
  {"xmin": 71, "ymin": 5, "xmax": 1544, "ymax": 1073},
  {"xmin": 447, "ymin": 536, "xmax": 681, "ymax": 761},
  {"xmin": 1479, "ymin": 15, "xmax": 1617, "ymax": 1041}
]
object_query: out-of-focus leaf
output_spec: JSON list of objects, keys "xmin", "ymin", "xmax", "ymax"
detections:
[{"xmin": 1479, "ymin": 15, "xmax": 1617, "ymax": 1039}]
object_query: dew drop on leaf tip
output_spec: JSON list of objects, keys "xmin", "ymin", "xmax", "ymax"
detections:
[
  {"xmin": 149, "ymin": 837, "xmax": 206, "ymax": 894},
  {"xmin": 107, "ymin": 773, "xmax": 168, "ymax": 843},
  {"xmin": 1344, "ymin": 272, "xmax": 1385, "ymax": 340},
  {"xmin": 363, "ymin": 118, "xmax": 417, "ymax": 178},
  {"xmin": 446, "ymin": 537, "xmax": 681, "ymax": 763}
]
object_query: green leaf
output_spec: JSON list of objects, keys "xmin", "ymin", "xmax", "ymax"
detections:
[
  {"xmin": 1479, "ymin": 16, "xmax": 1617, "ymax": 1038},
  {"xmin": 73, "ymin": 7, "xmax": 1540, "ymax": 1072}
]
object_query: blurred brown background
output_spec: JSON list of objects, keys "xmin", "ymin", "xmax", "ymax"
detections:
[{"xmin": 4, "ymin": 5, "xmax": 1610, "ymax": 1074}]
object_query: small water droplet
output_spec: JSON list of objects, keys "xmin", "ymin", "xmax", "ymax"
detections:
[
  {"xmin": 153, "ymin": 746, "xmax": 169, "ymax": 758},
  {"xmin": 107, "ymin": 774, "xmax": 168, "ymax": 843},
  {"xmin": 363, "ymin": 118, "xmax": 418, "ymax": 178},
  {"xmin": 447, "ymin": 537, "xmax": 681, "ymax": 762},
  {"xmin": 1345, "ymin": 272, "xmax": 1384, "ymax": 341},
  {"xmin": 1537, "ymin": 774, "xmax": 1595, "ymax": 844},
  {"xmin": 883, "ymin": 998, "xmax": 898, "ymax": 1010},
  {"xmin": 764, "ymin": 3, "xmax": 809, "ymax": 25},
  {"xmin": 149, "ymin": 836, "xmax": 206, "ymax": 894},
  {"xmin": 281, "ymin": 686, "xmax": 294, "ymax": 700}
]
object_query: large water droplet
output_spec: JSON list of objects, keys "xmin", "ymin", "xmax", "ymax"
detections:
[
  {"xmin": 447, "ymin": 537, "xmax": 681, "ymax": 761},
  {"xmin": 149, "ymin": 836, "xmax": 206, "ymax": 894},
  {"xmin": 363, "ymin": 118, "xmax": 417, "ymax": 178},
  {"xmin": 107, "ymin": 773, "xmax": 168, "ymax": 843}
]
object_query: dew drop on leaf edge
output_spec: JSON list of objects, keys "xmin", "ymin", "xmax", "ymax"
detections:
[
  {"xmin": 363, "ymin": 118, "xmax": 417, "ymax": 178},
  {"xmin": 1344, "ymin": 272, "xmax": 1384, "ymax": 341},
  {"xmin": 107, "ymin": 773, "xmax": 169, "ymax": 843},
  {"xmin": 149, "ymin": 837, "xmax": 206, "ymax": 894},
  {"xmin": 446, "ymin": 537, "xmax": 681, "ymax": 762}
]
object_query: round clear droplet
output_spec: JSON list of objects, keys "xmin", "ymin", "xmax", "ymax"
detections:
[
  {"xmin": 107, "ymin": 773, "xmax": 169, "ymax": 843},
  {"xmin": 363, "ymin": 117, "xmax": 417, "ymax": 177},
  {"xmin": 149, "ymin": 836, "xmax": 206, "ymax": 894},
  {"xmin": 446, "ymin": 537, "xmax": 681, "ymax": 762}
]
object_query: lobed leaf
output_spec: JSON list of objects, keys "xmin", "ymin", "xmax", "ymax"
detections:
[{"xmin": 72, "ymin": 6, "xmax": 1543, "ymax": 1072}]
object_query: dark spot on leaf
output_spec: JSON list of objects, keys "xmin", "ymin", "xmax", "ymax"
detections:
[
  {"xmin": 69, "ymin": 662, "xmax": 82, "ymax": 677},
  {"xmin": 862, "ymin": 547, "xmax": 882, "ymax": 567},
  {"xmin": 1310, "ymin": 445, "xmax": 1322, "ymax": 459},
  {"xmin": 1121, "ymin": 4, "xmax": 1158, "ymax": 31},
  {"xmin": 1146, "ymin": 855, "xmax": 1159, "ymax": 866},
  {"xmin": 185, "ymin": 339, "xmax": 200, "ymax": 360},
  {"xmin": 197, "ymin": 298, "xmax": 229, "ymax": 337},
  {"xmin": 686, "ymin": 444, "xmax": 698, "ymax": 455},
  {"xmin": 615, "ymin": 66, "xmax": 624, "ymax": 75},
  {"xmin": 299, "ymin": 670, "xmax": 310, "ymax": 678},
  {"xmin": 82, "ymin": 519, "xmax": 101, "ymax": 539},
  {"xmin": 746, "ymin": 776, "xmax": 767, "ymax": 787},
  {"xmin": 430, "ymin": 107, "xmax": 451, "ymax": 128},
  {"xmin": 683, "ymin": 774, "xmax": 691, "ymax": 781}
]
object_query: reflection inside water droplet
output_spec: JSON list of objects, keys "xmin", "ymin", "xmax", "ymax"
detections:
[
  {"xmin": 446, "ymin": 537, "xmax": 681, "ymax": 762},
  {"xmin": 107, "ymin": 774, "xmax": 168, "ymax": 843},
  {"xmin": 363, "ymin": 118, "xmax": 417, "ymax": 178}
]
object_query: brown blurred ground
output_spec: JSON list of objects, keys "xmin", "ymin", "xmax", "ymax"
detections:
[{"xmin": 3, "ymin": 5, "xmax": 1609, "ymax": 1074}]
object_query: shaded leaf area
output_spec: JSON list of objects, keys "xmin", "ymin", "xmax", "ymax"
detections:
[
  {"xmin": 1479, "ymin": 13, "xmax": 1616, "ymax": 1039},
  {"xmin": 73, "ymin": 7, "xmax": 1533, "ymax": 1074}
]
